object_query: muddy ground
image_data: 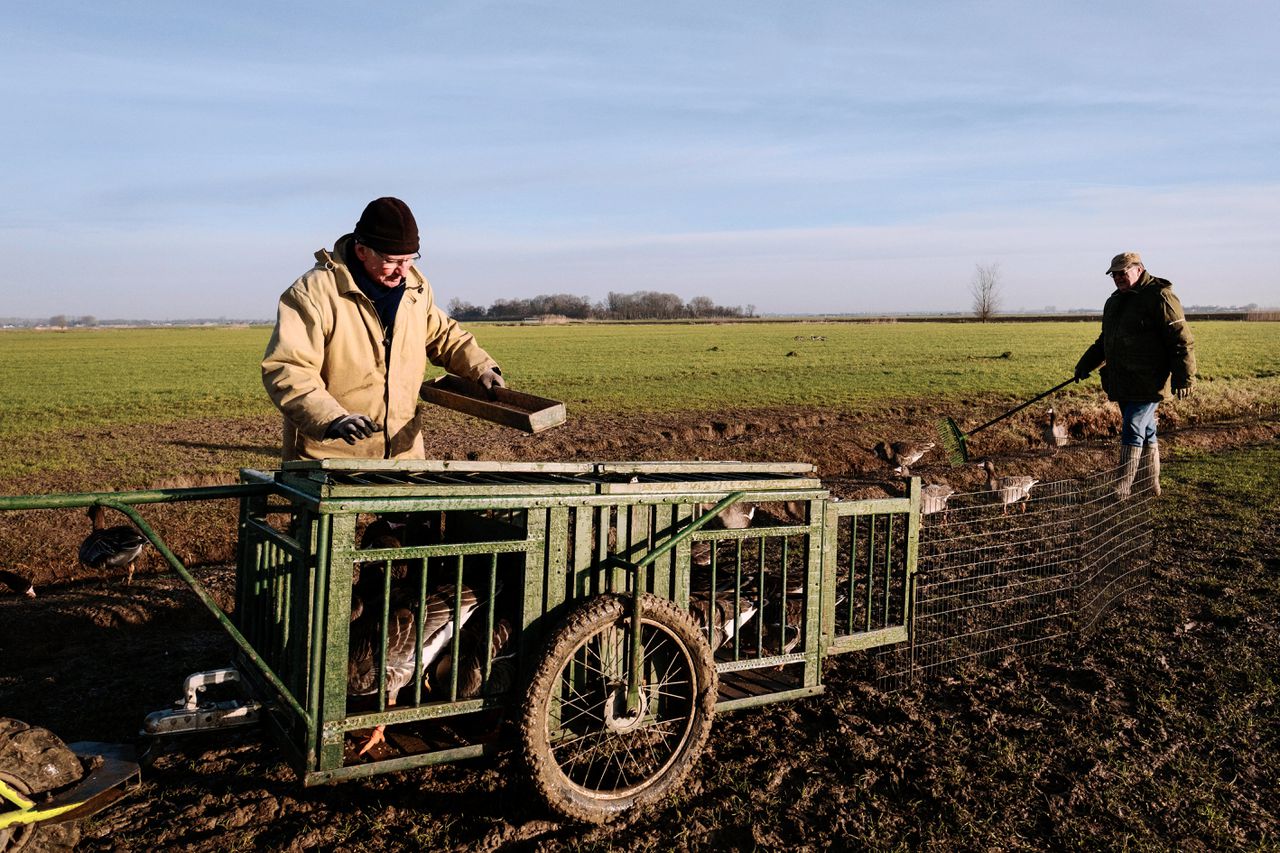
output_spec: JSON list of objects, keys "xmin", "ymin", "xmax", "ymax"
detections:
[{"xmin": 1, "ymin": 403, "xmax": 1277, "ymax": 851}]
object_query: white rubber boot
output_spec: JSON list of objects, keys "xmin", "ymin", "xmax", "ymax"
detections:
[
  {"xmin": 1141, "ymin": 443, "xmax": 1162, "ymax": 497},
  {"xmin": 1115, "ymin": 445, "xmax": 1142, "ymax": 500}
]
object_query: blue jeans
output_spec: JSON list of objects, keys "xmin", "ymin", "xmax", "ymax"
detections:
[{"xmin": 1119, "ymin": 402, "xmax": 1158, "ymax": 447}]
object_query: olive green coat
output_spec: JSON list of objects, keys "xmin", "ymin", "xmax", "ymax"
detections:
[
  {"xmin": 1074, "ymin": 272, "xmax": 1196, "ymax": 403},
  {"xmin": 262, "ymin": 235, "xmax": 498, "ymax": 461}
]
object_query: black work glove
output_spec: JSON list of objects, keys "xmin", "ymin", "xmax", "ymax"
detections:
[
  {"xmin": 1073, "ymin": 365, "xmax": 1091, "ymax": 382},
  {"xmin": 325, "ymin": 414, "xmax": 377, "ymax": 444},
  {"xmin": 478, "ymin": 367, "xmax": 505, "ymax": 397},
  {"xmin": 1173, "ymin": 379, "xmax": 1194, "ymax": 400}
]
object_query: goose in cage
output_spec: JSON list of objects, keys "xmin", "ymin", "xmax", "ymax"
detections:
[
  {"xmin": 691, "ymin": 500, "xmax": 756, "ymax": 566},
  {"xmin": 348, "ymin": 582, "xmax": 482, "ymax": 755},
  {"xmin": 688, "ymin": 590, "xmax": 761, "ymax": 653},
  {"xmin": 430, "ymin": 615, "xmax": 517, "ymax": 700}
]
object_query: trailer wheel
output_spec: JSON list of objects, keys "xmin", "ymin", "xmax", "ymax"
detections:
[
  {"xmin": 520, "ymin": 593, "xmax": 717, "ymax": 824},
  {"xmin": 0, "ymin": 718, "xmax": 84, "ymax": 852}
]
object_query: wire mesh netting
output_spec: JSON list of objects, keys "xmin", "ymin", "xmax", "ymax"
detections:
[{"xmin": 877, "ymin": 453, "xmax": 1161, "ymax": 687}]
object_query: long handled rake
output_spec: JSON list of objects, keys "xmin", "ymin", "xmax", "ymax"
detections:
[{"xmin": 937, "ymin": 376, "xmax": 1079, "ymax": 464}]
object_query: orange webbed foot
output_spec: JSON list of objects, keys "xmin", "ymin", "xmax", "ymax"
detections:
[{"xmin": 357, "ymin": 724, "xmax": 387, "ymax": 756}]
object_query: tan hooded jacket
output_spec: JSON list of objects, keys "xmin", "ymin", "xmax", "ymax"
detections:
[{"xmin": 262, "ymin": 234, "xmax": 498, "ymax": 460}]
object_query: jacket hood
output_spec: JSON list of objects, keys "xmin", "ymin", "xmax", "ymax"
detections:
[{"xmin": 1135, "ymin": 271, "xmax": 1172, "ymax": 291}]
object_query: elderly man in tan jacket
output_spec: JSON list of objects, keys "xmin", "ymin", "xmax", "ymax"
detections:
[{"xmin": 263, "ymin": 197, "xmax": 503, "ymax": 461}]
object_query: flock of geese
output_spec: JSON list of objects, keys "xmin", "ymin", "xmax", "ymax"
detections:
[
  {"xmin": 689, "ymin": 500, "xmax": 798, "ymax": 656},
  {"xmin": 345, "ymin": 518, "xmax": 513, "ymax": 755},
  {"xmin": 873, "ymin": 405, "xmax": 1069, "ymax": 519},
  {"xmin": 680, "ymin": 409, "xmax": 1071, "ymax": 662},
  {"xmin": 342, "ymin": 501, "xmax": 798, "ymax": 756}
]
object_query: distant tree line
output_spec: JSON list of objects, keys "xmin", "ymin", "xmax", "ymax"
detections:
[
  {"xmin": 0, "ymin": 315, "xmax": 265, "ymax": 328},
  {"xmin": 447, "ymin": 291, "xmax": 755, "ymax": 321},
  {"xmin": 47, "ymin": 315, "xmax": 97, "ymax": 328}
]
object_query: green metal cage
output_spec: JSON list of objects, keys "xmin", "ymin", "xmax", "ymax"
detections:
[
  {"xmin": 0, "ymin": 459, "xmax": 921, "ymax": 821},
  {"xmin": 224, "ymin": 459, "xmax": 920, "ymax": 785}
]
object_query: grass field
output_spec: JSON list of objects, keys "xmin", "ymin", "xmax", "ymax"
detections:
[{"xmin": 3, "ymin": 321, "xmax": 1277, "ymax": 440}]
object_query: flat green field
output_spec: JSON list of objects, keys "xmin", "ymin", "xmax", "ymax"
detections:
[{"xmin": 2, "ymin": 321, "xmax": 1277, "ymax": 441}]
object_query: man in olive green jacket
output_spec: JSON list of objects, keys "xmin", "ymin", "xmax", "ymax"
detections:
[
  {"xmin": 1074, "ymin": 252, "xmax": 1196, "ymax": 498},
  {"xmin": 263, "ymin": 197, "xmax": 503, "ymax": 461}
]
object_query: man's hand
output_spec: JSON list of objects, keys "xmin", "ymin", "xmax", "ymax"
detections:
[
  {"xmin": 1174, "ymin": 385, "xmax": 1192, "ymax": 400},
  {"xmin": 1073, "ymin": 364, "xmax": 1091, "ymax": 382},
  {"xmin": 325, "ymin": 413, "xmax": 377, "ymax": 444},
  {"xmin": 478, "ymin": 367, "xmax": 505, "ymax": 397}
]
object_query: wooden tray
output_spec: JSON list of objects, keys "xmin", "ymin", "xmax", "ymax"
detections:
[{"xmin": 419, "ymin": 374, "xmax": 566, "ymax": 433}]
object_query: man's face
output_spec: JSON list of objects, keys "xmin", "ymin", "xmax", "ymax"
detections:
[
  {"xmin": 354, "ymin": 243, "xmax": 418, "ymax": 288},
  {"xmin": 1110, "ymin": 264, "xmax": 1142, "ymax": 291}
]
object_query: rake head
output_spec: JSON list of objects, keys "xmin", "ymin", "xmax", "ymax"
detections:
[{"xmin": 936, "ymin": 416, "xmax": 969, "ymax": 465}]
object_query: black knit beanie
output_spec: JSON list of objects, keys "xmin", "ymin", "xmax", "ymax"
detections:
[{"xmin": 353, "ymin": 197, "xmax": 419, "ymax": 255}]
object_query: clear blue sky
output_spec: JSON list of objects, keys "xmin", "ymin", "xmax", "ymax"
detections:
[{"xmin": 2, "ymin": 1, "xmax": 1277, "ymax": 320}]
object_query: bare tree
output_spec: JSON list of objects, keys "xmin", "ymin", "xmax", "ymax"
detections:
[
  {"xmin": 970, "ymin": 262, "xmax": 1003, "ymax": 321},
  {"xmin": 688, "ymin": 296, "xmax": 714, "ymax": 317},
  {"xmin": 447, "ymin": 298, "xmax": 484, "ymax": 320}
]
